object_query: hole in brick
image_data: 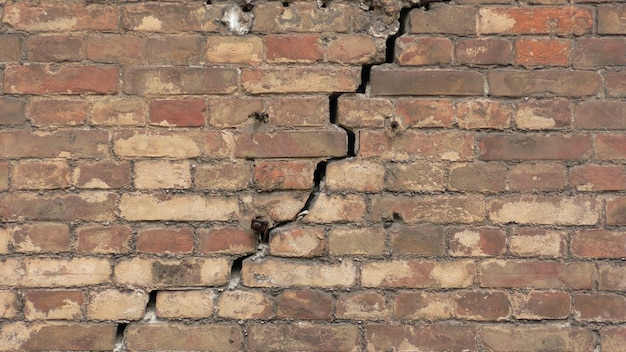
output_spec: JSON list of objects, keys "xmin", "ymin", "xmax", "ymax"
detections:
[
  {"xmin": 318, "ymin": 0, "xmax": 329, "ymax": 9},
  {"xmin": 251, "ymin": 217, "xmax": 269, "ymax": 243},
  {"xmin": 282, "ymin": 1, "xmax": 290, "ymax": 7},
  {"xmin": 390, "ymin": 121, "xmax": 399, "ymax": 130},
  {"xmin": 249, "ymin": 111, "xmax": 269, "ymax": 123},
  {"xmin": 205, "ymin": 0, "xmax": 212, "ymax": 4},
  {"xmin": 240, "ymin": 0, "xmax": 254, "ymax": 12}
]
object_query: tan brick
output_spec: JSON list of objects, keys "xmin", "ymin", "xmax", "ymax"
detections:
[
  {"xmin": 328, "ymin": 227, "xmax": 385, "ymax": 256},
  {"xmin": 0, "ymin": 291, "xmax": 17, "ymax": 319},
  {"xmin": 326, "ymin": 160, "xmax": 385, "ymax": 192},
  {"xmin": 247, "ymin": 323, "xmax": 358, "ymax": 352},
  {"xmin": 242, "ymin": 259, "xmax": 356, "ymax": 288},
  {"xmin": 114, "ymin": 131, "xmax": 203, "ymax": 158},
  {"xmin": 0, "ymin": 163, "xmax": 8, "ymax": 191},
  {"xmin": 572, "ymin": 38, "xmax": 626, "ymax": 68},
  {"xmin": 197, "ymin": 226, "xmax": 255, "ymax": 255},
  {"xmin": 125, "ymin": 323, "xmax": 241, "ymax": 352},
  {"xmin": 73, "ymin": 160, "xmax": 131, "ymax": 189},
  {"xmin": 87, "ymin": 289, "xmax": 148, "ymax": 320},
  {"xmin": 0, "ymin": 229, "xmax": 8, "ymax": 254},
  {"xmin": 371, "ymin": 67, "xmax": 484, "ymax": 96},
  {"xmin": 120, "ymin": 193, "xmax": 239, "ymax": 221},
  {"xmin": 0, "ymin": 35, "xmax": 21, "ymax": 62},
  {"xmin": 242, "ymin": 67, "xmax": 361, "ymax": 93},
  {"xmin": 90, "ymin": 97, "xmax": 146, "ymax": 126},
  {"xmin": 252, "ymin": 192, "xmax": 309, "ymax": 223},
  {"xmin": 409, "ymin": 5, "xmax": 477, "ymax": 35},
  {"xmin": 449, "ymin": 227, "xmax": 506, "ymax": 257},
  {"xmin": 195, "ymin": 161, "xmax": 251, "ymax": 191},
  {"xmin": 489, "ymin": 196, "xmax": 599, "ymax": 225},
  {"xmin": 366, "ymin": 325, "xmax": 478, "ymax": 352},
  {"xmin": 606, "ymin": 71, "xmax": 626, "ymax": 98},
  {"xmin": 512, "ymin": 291, "xmax": 570, "ymax": 320},
  {"xmin": 0, "ymin": 97, "xmax": 25, "ymax": 125},
  {"xmin": 0, "ymin": 192, "xmax": 117, "ymax": 222},
  {"xmin": 393, "ymin": 291, "xmax": 456, "ymax": 320},
  {"xmin": 252, "ymin": 2, "xmax": 352, "ymax": 33},
  {"xmin": 218, "ymin": 290, "xmax": 273, "ymax": 319},
  {"xmin": 114, "ymin": 257, "xmax": 230, "ymax": 288},
  {"xmin": 516, "ymin": 98, "xmax": 571, "ymax": 130},
  {"xmin": 386, "ymin": 161, "xmax": 447, "ymax": 192},
  {"xmin": 208, "ymin": 97, "xmax": 264, "ymax": 128},
  {"xmin": 266, "ymin": 96, "xmax": 327, "ymax": 127},
  {"xmin": 362, "ymin": 260, "xmax": 476, "ymax": 288},
  {"xmin": 277, "ymin": 289, "xmax": 332, "ymax": 320},
  {"xmin": 270, "ymin": 227, "xmax": 325, "ymax": 258},
  {"xmin": 156, "ymin": 290, "xmax": 215, "ymax": 319},
  {"xmin": 12, "ymin": 160, "xmax": 70, "ymax": 190},
  {"xmin": 0, "ymin": 130, "xmax": 109, "ymax": 159},
  {"xmin": 480, "ymin": 260, "xmax": 593, "ymax": 289},
  {"xmin": 599, "ymin": 263, "xmax": 626, "ymax": 291},
  {"xmin": 336, "ymin": 291, "xmax": 388, "ymax": 319},
  {"xmin": 457, "ymin": 99, "xmax": 512, "ymax": 130},
  {"xmin": 338, "ymin": 95, "xmax": 393, "ymax": 128},
  {"xmin": 328, "ymin": 35, "xmax": 380, "ymax": 64},
  {"xmin": 371, "ymin": 194, "xmax": 486, "ymax": 225},
  {"xmin": 304, "ymin": 193, "xmax": 366, "ymax": 223},
  {"xmin": 510, "ymin": 228, "xmax": 567, "ymax": 257},
  {"xmin": 124, "ymin": 67, "xmax": 237, "ymax": 95},
  {"xmin": 0, "ymin": 322, "xmax": 116, "ymax": 351},
  {"xmin": 598, "ymin": 4, "xmax": 626, "ymax": 34},
  {"xmin": 76, "ymin": 225, "xmax": 132, "ymax": 254},
  {"xmin": 120, "ymin": 3, "xmax": 221, "ymax": 32},
  {"xmin": 395, "ymin": 36, "xmax": 452, "ymax": 66},
  {"xmin": 135, "ymin": 160, "xmax": 191, "ymax": 189},
  {"xmin": 0, "ymin": 258, "xmax": 112, "ymax": 287},
  {"xmin": 8, "ymin": 223, "xmax": 70, "ymax": 252},
  {"xmin": 602, "ymin": 327, "xmax": 626, "ymax": 352},
  {"xmin": 4, "ymin": 2, "xmax": 117, "ymax": 31},
  {"xmin": 206, "ymin": 35, "xmax": 263, "ymax": 64},
  {"xmin": 480, "ymin": 326, "xmax": 593, "ymax": 352}
]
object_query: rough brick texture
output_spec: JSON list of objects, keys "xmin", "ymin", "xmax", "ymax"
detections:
[{"xmin": 1, "ymin": 0, "xmax": 624, "ymax": 351}]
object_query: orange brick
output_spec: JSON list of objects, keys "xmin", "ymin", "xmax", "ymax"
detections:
[
  {"xmin": 515, "ymin": 38, "xmax": 570, "ymax": 66},
  {"xmin": 265, "ymin": 34, "xmax": 323, "ymax": 63},
  {"xmin": 136, "ymin": 227, "xmax": 194, "ymax": 254}
]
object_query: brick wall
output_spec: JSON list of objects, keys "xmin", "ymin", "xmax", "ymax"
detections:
[{"xmin": 0, "ymin": 0, "xmax": 625, "ymax": 350}]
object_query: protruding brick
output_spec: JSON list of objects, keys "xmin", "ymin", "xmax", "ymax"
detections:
[
  {"xmin": 137, "ymin": 227, "xmax": 194, "ymax": 255},
  {"xmin": 198, "ymin": 226, "xmax": 255, "ymax": 255},
  {"xmin": 0, "ymin": 192, "xmax": 117, "ymax": 222},
  {"xmin": 124, "ymin": 67, "xmax": 237, "ymax": 95},
  {"xmin": 195, "ymin": 161, "xmax": 251, "ymax": 191},
  {"xmin": 27, "ymin": 35, "xmax": 83, "ymax": 62},
  {"xmin": 269, "ymin": 227, "xmax": 325, "ymax": 258},
  {"xmin": 87, "ymin": 289, "xmax": 148, "ymax": 321},
  {"xmin": 254, "ymin": 160, "xmax": 315, "ymax": 191},
  {"xmin": 516, "ymin": 99, "xmax": 571, "ymax": 130},
  {"xmin": 479, "ymin": 134, "xmax": 592, "ymax": 160},
  {"xmin": 409, "ymin": 5, "xmax": 477, "ymax": 35},
  {"xmin": 509, "ymin": 228, "xmax": 566, "ymax": 257},
  {"xmin": 135, "ymin": 160, "xmax": 191, "ymax": 189},
  {"xmin": 114, "ymin": 258, "xmax": 230, "ymax": 288},
  {"xmin": 360, "ymin": 130, "xmax": 475, "ymax": 161},
  {"xmin": 235, "ymin": 130, "xmax": 346, "ymax": 158},
  {"xmin": 277, "ymin": 289, "xmax": 332, "ymax": 320},
  {"xmin": 489, "ymin": 196, "xmax": 599, "ymax": 225},
  {"xmin": 265, "ymin": 34, "xmax": 323, "ymax": 63},
  {"xmin": 5, "ymin": 65, "xmax": 118, "ymax": 94},
  {"xmin": 328, "ymin": 227, "xmax": 385, "ymax": 256},
  {"xmin": 156, "ymin": 290, "xmax": 215, "ymax": 319},
  {"xmin": 509, "ymin": 163, "xmax": 567, "ymax": 191},
  {"xmin": 386, "ymin": 161, "xmax": 447, "ymax": 191},
  {"xmin": 242, "ymin": 67, "xmax": 360, "ymax": 94},
  {"xmin": 573, "ymin": 294, "xmax": 625, "ymax": 322},
  {"xmin": 8, "ymin": 223, "xmax": 70, "ymax": 252},
  {"xmin": 76, "ymin": 225, "xmax": 132, "ymax": 254},
  {"xmin": 478, "ymin": 7, "xmax": 592, "ymax": 35},
  {"xmin": 480, "ymin": 326, "xmax": 593, "ymax": 352},
  {"xmin": 488, "ymin": 71, "xmax": 601, "ymax": 97},
  {"xmin": 371, "ymin": 194, "xmax": 485, "ymax": 225},
  {"xmin": 326, "ymin": 160, "xmax": 385, "ymax": 192},
  {"xmin": 12, "ymin": 160, "xmax": 70, "ymax": 190},
  {"xmin": 449, "ymin": 227, "xmax": 506, "ymax": 257},
  {"xmin": 366, "ymin": 325, "xmax": 478, "ymax": 352},
  {"xmin": 3, "ymin": 2, "xmax": 117, "ymax": 31},
  {"xmin": 512, "ymin": 291, "xmax": 570, "ymax": 320},
  {"xmin": 206, "ymin": 36, "xmax": 263, "ymax": 64},
  {"xmin": 480, "ymin": 260, "xmax": 593, "ymax": 289},
  {"xmin": 119, "ymin": 193, "xmax": 239, "ymax": 221},
  {"xmin": 242, "ymin": 259, "xmax": 356, "ymax": 288},
  {"xmin": 336, "ymin": 291, "xmax": 388, "ymax": 319},
  {"xmin": 362, "ymin": 260, "xmax": 476, "ymax": 288},
  {"xmin": 125, "ymin": 323, "xmax": 241, "ymax": 352},
  {"xmin": 24, "ymin": 290, "xmax": 85, "ymax": 320},
  {"xmin": 73, "ymin": 160, "xmax": 131, "ymax": 189},
  {"xmin": 247, "ymin": 323, "xmax": 358, "ymax": 352},
  {"xmin": 218, "ymin": 290, "xmax": 273, "ymax": 319},
  {"xmin": 395, "ymin": 36, "xmax": 452, "ymax": 66},
  {"xmin": 371, "ymin": 67, "xmax": 484, "ymax": 96},
  {"xmin": 149, "ymin": 99, "xmax": 206, "ymax": 127}
]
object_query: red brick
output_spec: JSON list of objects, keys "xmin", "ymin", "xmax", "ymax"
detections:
[
  {"xmin": 479, "ymin": 7, "xmax": 592, "ymax": 35},
  {"xmin": 371, "ymin": 194, "xmax": 485, "ymax": 225},
  {"xmin": 598, "ymin": 4, "xmax": 626, "ymax": 34},
  {"xmin": 0, "ymin": 35, "xmax": 20, "ymax": 62},
  {"xmin": 26, "ymin": 35, "xmax": 83, "ymax": 62},
  {"xmin": 366, "ymin": 325, "xmax": 478, "ymax": 351},
  {"xmin": 73, "ymin": 160, "xmax": 131, "ymax": 189},
  {"xmin": 137, "ymin": 227, "xmax": 194, "ymax": 254},
  {"xmin": 0, "ymin": 97, "xmax": 25, "ymax": 125},
  {"xmin": 113, "ymin": 130, "xmax": 203, "ymax": 159},
  {"xmin": 149, "ymin": 99, "xmax": 206, "ymax": 127},
  {"xmin": 336, "ymin": 291, "xmax": 388, "ymax": 319},
  {"xmin": 596, "ymin": 134, "xmax": 626, "ymax": 160},
  {"xmin": 396, "ymin": 99, "xmax": 454, "ymax": 128},
  {"xmin": 23, "ymin": 290, "xmax": 85, "ymax": 320},
  {"xmin": 395, "ymin": 36, "xmax": 452, "ymax": 66},
  {"xmin": 12, "ymin": 160, "xmax": 70, "ymax": 190},
  {"xmin": 28, "ymin": 99, "xmax": 88, "ymax": 126},
  {"xmin": 266, "ymin": 96, "xmax": 327, "ymax": 127},
  {"xmin": 125, "ymin": 323, "xmax": 241, "ymax": 351},
  {"xmin": 76, "ymin": 225, "xmax": 132, "ymax": 254},
  {"xmin": 266, "ymin": 35, "xmax": 323, "ymax": 63},
  {"xmin": 573, "ymin": 293, "xmax": 626, "ymax": 322},
  {"xmin": 198, "ymin": 226, "xmax": 255, "ymax": 255},
  {"xmin": 3, "ymin": 2, "xmax": 117, "ymax": 31},
  {"xmin": 209, "ymin": 97, "xmax": 264, "ymax": 128},
  {"xmin": 409, "ymin": 5, "xmax": 477, "ymax": 35},
  {"xmin": 456, "ymin": 291, "xmax": 510, "ymax": 321},
  {"xmin": 235, "ymin": 130, "xmax": 346, "ymax": 158},
  {"xmin": 599, "ymin": 264, "xmax": 626, "ymax": 291},
  {"xmin": 480, "ymin": 326, "xmax": 593, "ymax": 352},
  {"xmin": 247, "ymin": 323, "xmax": 357, "ymax": 352},
  {"xmin": 5, "ymin": 65, "xmax": 118, "ymax": 94},
  {"xmin": 509, "ymin": 228, "xmax": 567, "ymax": 258},
  {"xmin": 124, "ymin": 67, "xmax": 237, "ymax": 95},
  {"xmin": 360, "ymin": 130, "xmax": 475, "ymax": 161},
  {"xmin": 606, "ymin": 71, "xmax": 626, "ymax": 98},
  {"xmin": 386, "ymin": 161, "xmax": 447, "ymax": 191},
  {"xmin": 0, "ymin": 130, "xmax": 109, "ymax": 159},
  {"xmin": 252, "ymin": 2, "xmax": 352, "ymax": 33},
  {"xmin": 0, "ymin": 192, "xmax": 117, "ymax": 222},
  {"xmin": 576, "ymin": 101, "xmax": 626, "ymax": 130},
  {"xmin": 338, "ymin": 95, "xmax": 393, "ymax": 128},
  {"xmin": 488, "ymin": 71, "xmax": 601, "ymax": 97},
  {"xmin": 269, "ymin": 227, "xmax": 325, "ymax": 258},
  {"xmin": 242, "ymin": 67, "xmax": 360, "ymax": 93},
  {"xmin": 90, "ymin": 97, "xmax": 146, "ymax": 126},
  {"xmin": 146, "ymin": 35, "xmax": 204, "ymax": 65},
  {"xmin": 362, "ymin": 259, "xmax": 476, "ymax": 288},
  {"xmin": 516, "ymin": 99, "xmax": 571, "ymax": 130},
  {"xmin": 371, "ymin": 67, "xmax": 485, "ymax": 96},
  {"xmin": 571, "ymin": 165, "xmax": 626, "ymax": 191},
  {"xmin": 87, "ymin": 34, "xmax": 145, "ymax": 64},
  {"xmin": 456, "ymin": 38, "xmax": 511, "ymax": 65},
  {"xmin": 327, "ymin": 35, "xmax": 380, "ymax": 64},
  {"xmin": 277, "ymin": 289, "xmax": 332, "ymax": 320},
  {"xmin": 512, "ymin": 291, "xmax": 570, "ymax": 320},
  {"xmin": 515, "ymin": 39, "xmax": 570, "ymax": 66},
  {"xmin": 479, "ymin": 134, "xmax": 591, "ymax": 160},
  {"xmin": 509, "ymin": 162, "xmax": 567, "ymax": 191},
  {"xmin": 602, "ymin": 327, "xmax": 626, "ymax": 352},
  {"xmin": 195, "ymin": 161, "xmax": 251, "ymax": 191},
  {"xmin": 480, "ymin": 260, "xmax": 593, "ymax": 289},
  {"xmin": 449, "ymin": 227, "xmax": 506, "ymax": 257},
  {"xmin": 8, "ymin": 223, "xmax": 70, "ymax": 252},
  {"xmin": 393, "ymin": 291, "xmax": 456, "ymax": 320},
  {"xmin": 254, "ymin": 160, "xmax": 316, "ymax": 191},
  {"xmin": 449, "ymin": 162, "xmax": 507, "ymax": 192},
  {"xmin": 115, "ymin": 258, "xmax": 230, "ymax": 288},
  {"xmin": 457, "ymin": 99, "xmax": 512, "ymax": 130},
  {"xmin": 572, "ymin": 230, "xmax": 625, "ymax": 258},
  {"xmin": 572, "ymin": 38, "xmax": 626, "ymax": 67},
  {"xmin": 120, "ymin": 3, "xmax": 221, "ymax": 32},
  {"xmin": 206, "ymin": 36, "xmax": 263, "ymax": 64},
  {"xmin": 389, "ymin": 225, "xmax": 446, "ymax": 256}
]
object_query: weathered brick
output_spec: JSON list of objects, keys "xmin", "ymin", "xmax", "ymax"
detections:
[
  {"xmin": 90, "ymin": 97, "xmax": 146, "ymax": 126},
  {"xmin": 265, "ymin": 34, "xmax": 323, "ymax": 63},
  {"xmin": 395, "ymin": 36, "xmax": 452, "ymax": 66},
  {"xmin": 598, "ymin": 5, "xmax": 626, "ymax": 34},
  {"xmin": 218, "ymin": 290, "xmax": 273, "ymax": 319},
  {"xmin": 396, "ymin": 99, "xmax": 454, "ymax": 128},
  {"xmin": 0, "ymin": 323, "xmax": 116, "ymax": 351},
  {"xmin": 489, "ymin": 196, "xmax": 599, "ymax": 225},
  {"xmin": 512, "ymin": 291, "xmax": 570, "ymax": 320},
  {"xmin": 457, "ymin": 99, "xmax": 512, "ymax": 130},
  {"xmin": 254, "ymin": 160, "xmax": 315, "ymax": 191},
  {"xmin": 0, "ymin": 258, "xmax": 111, "ymax": 287},
  {"xmin": 409, "ymin": 5, "xmax": 477, "ymax": 35},
  {"xmin": 269, "ymin": 227, "xmax": 325, "ymax": 258},
  {"xmin": 156, "ymin": 290, "xmax": 215, "ymax": 319},
  {"xmin": 0, "ymin": 35, "xmax": 20, "ymax": 62},
  {"xmin": 76, "ymin": 224, "xmax": 132, "ymax": 254},
  {"xmin": 371, "ymin": 67, "xmax": 484, "ymax": 96},
  {"xmin": 573, "ymin": 293, "xmax": 625, "ymax": 322},
  {"xmin": 198, "ymin": 226, "xmax": 255, "ymax": 255},
  {"xmin": 125, "ymin": 323, "xmax": 241, "ymax": 351},
  {"xmin": 135, "ymin": 160, "xmax": 191, "ymax": 189},
  {"xmin": 247, "ymin": 323, "xmax": 358, "ymax": 352},
  {"xmin": 242, "ymin": 67, "xmax": 360, "ymax": 93},
  {"xmin": 575, "ymin": 101, "xmax": 626, "ymax": 130},
  {"xmin": 124, "ymin": 67, "xmax": 237, "ymax": 95},
  {"xmin": 120, "ymin": 3, "xmax": 220, "ymax": 32},
  {"xmin": 449, "ymin": 227, "xmax": 506, "ymax": 257},
  {"xmin": 601, "ymin": 327, "xmax": 626, "ymax": 352},
  {"xmin": 114, "ymin": 131, "xmax": 202, "ymax": 158},
  {"xmin": 252, "ymin": 2, "xmax": 352, "ymax": 33},
  {"xmin": 456, "ymin": 38, "xmax": 511, "ymax": 65},
  {"xmin": 338, "ymin": 95, "xmax": 393, "ymax": 128},
  {"xmin": 328, "ymin": 226, "xmax": 385, "ymax": 256},
  {"xmin": 5, "ymin": 65, "xmax": 118, "ymax": 94},
  {"xmin": 386, "ymin": 161, "xmax": 447, "ymax": 191},
  {"xmin": 114, "ymin": 258, "xmax": 230, "ymax": 288},
  {"xmin": 0, "ymin": 192, "xmax": 117, "ymax": 222},
  {"xmin": 0, "ymin": 97, "xmax": 25, "ymax": 125},
  {"xmin": 29, "ymin": 98, "xmax": 88, "ymax": 127},
  {"xmin": 571, "ymin": 165, "xmax": 626, "ymax": 191},
  {"xmin": 0, "ymin": 130, "xmax": 109, "ymax": 159},
  {"xmin": 328, "ymin": 35, "xmax": 380, "ymax": 64},
  {"xmin": 137, "ymin": 227, "xmax": 194, "ymax": 255},
  {"xmin": 478, "ymin": 7, "xmax": 592, "ymax": 35},
  {"xmin": 209, "ymin": 97, "xmax": 264, "ymax": 128},
  {"xmin": 12, "ymin": 160, "xmax": 70, "ymax": 190},
  {"xmin": 326, "ymin": 159, "xmax": 385, "ymax": 192},
  {"xmin": 26, "ymin": 35, "xmax": 83, "ymax": 62},
  {"xmin": 596, "ymin": 134, "xmax": 626, "ymax": 160},
  {"xmin": 606, "ymin": 71, "xmax": 626, "ymax": 98},
  {"xmin": 23, "ymin": 290, "xmax": 85, "ymax": 320},
  {"xmin": 479, "ymin": 134, "xmax": 592, "ymax": 160},
  {"xmin": 572, "ymin": 38, "xmax": 626, "ymax": 67},
  {"xmin": 509, "ymin": 228, "xmax": 566, "ymax": 257},
  {"xmin": 195, "ymin": 161, "xmax": 251, "ymax": 191},
  {"xmin": 516, "ymin": 98, "xmax": 571, "ymax": 130},
  {"xmin": 149, "ymin": 98, "xmax": 206, "ymax": 127},
  {"xmin": 87, "ymin": 289, "xmax": 147, "ymax": 321},
  {"xmin": 0, "ymin": 291, "xmax": 17, "ymax": 319},
  {"xmin": 360, "ymin": 130, "xmax": 475, "ymax": 161},
  {"xmin": 8, "ymin": 223, "xmax": 70, "ymax": 252},
  {"xmin": 480, "ymin": 260, "xmax": 593, "ymax": 289},
  {"xmin": 242, "ymin": 259, "xmax": 356, "ymax": 288},
  {"xmin": 206, "ymin": 36, "xmax": 263, "ymax": 64},
  {"xmin": 146, "ymin": 35, "xmax": 204, "ymax": 65},
  {"xmin": 508, "ymin": 162, "xmax": 567, "ymax": 191},
  {"xmin": 393, "ymin": 291, "xmax": 456, "ymax": 320},
  {"xmin": 515, "ymin": 39, "xmax": 570, "ymax": 66},
  {"xmin": 488, "ymin": 71, "xmax": 601, "ymax": 97},
  {"xmin": 449, "ymin": 162, "xmax": 507, "ymax": 192},
  {"xmin": 235, "ymin": 130, "xmax": 346, "ymax": 158},
  {"xmin": 3, "ymin": 2, "xmax": 117, "ymax": 31},
  {"xmin": 266, "ymin": 96, "xmax": 327, "ymax": 126},
  {"xmin": 277, "ymin": 289, "xmax": 332, "ymax": 320},
  {"xmin": 571, "ymin": 230, "xmax": 625, "ymax": 258},
  {"xmin": 73, "ymin": 160, "xmax": 131, "ymax": 189},
  {"xmin": 120, "ymin": 193, "xmax": 239, "ymax": 221},
  {"xmin": 0, "ymin": 163, "xmax": 7, "ymax": 191},
  {"xmin": 87, "ymin": 34, "xmax": 144, "ymax": 64},
  {"xmin": 456, "ymin": 291, "xmax": 510, "ymax": 321},
  {"xmin": 480, "ymin": 326, "xmax": 593, "ymax": 352},
  {"xmin": 389, "ymin": 225, "xmax": 446, "ymax": 256},
  {"xmin": 371, "ymin": 194, "xmax": 485, "ymax": 224},
  {"xmin": 336, "ymin": 291, "xmax": 388, "ymax": 319},
  {"xmin": 304, "ymin": 193, "xmax": 367, "ymax": 223},
  {"xmin": 606, "ymin": 197, "xmax": 626, "ymax": 225},
  {"xmin": 366, "ymin": 325, "xmax": 478, "ymax": 352},
  {"xmin": 362, "ymin": 260, "xmax": 476, "ymax": 288},
  {"xmin": 253, "ymin": 192, "xmax": 309, "ymax": 223},
  {"xmin": 599, "ymin": 263, "xmax": 626, "ymax": 291}
]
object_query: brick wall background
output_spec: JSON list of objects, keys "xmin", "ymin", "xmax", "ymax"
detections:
[{"xmin": 0, "ymin": 0, "xmax": 625, "ymax": 350}]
